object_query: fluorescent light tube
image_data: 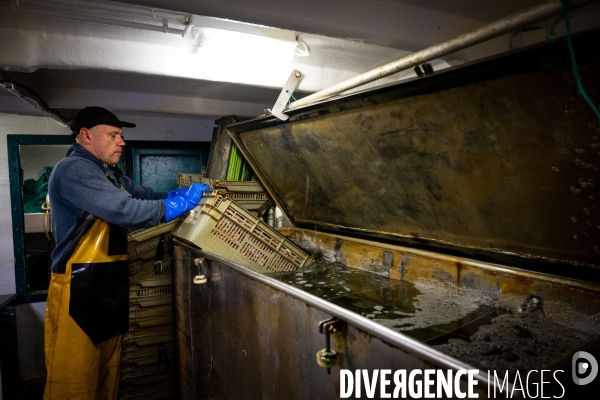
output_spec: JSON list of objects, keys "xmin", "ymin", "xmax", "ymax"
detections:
[{"xmin": 185, "ymin": 15, "xmax": 298, "ymax": 64}]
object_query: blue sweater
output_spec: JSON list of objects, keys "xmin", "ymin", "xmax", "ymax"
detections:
[{"xmin": 49, "ymin": 143, "xmax": 167, "ymax": 273}]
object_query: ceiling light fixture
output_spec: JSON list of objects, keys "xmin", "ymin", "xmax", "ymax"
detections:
[
  {"xmin": 5, "ymin": 0, "xmax": 188, "ymax": 35},
  {"xmin": 5, "ymin": 0, "xmax": 307, "ymax": 66},
  {"xmin": 184, "ymin": 15, "xmax": 300, "ymax": 64}
]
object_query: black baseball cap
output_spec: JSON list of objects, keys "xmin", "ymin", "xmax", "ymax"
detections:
[{"xmin": 70, "ymin": 107, "xmax": 136, "ymax": 136}]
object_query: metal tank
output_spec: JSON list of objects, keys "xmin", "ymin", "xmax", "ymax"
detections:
[{"xmin": 173, "ymin": 29, "xmax": 600, "ymax": 399}]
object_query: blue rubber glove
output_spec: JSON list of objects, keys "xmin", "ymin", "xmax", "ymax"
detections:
[
  {"xmin": 163, "ymin": 196, "xmax": 195, "ymax": 222},
  {"xmin": 167, "ymin": 186, "xmax": 191, "ymax": 198},
  {"xmin": 186, "ymin": 183, "xmax": 211, "ymax": 205},
  {"xmin": 167, "ymin": 183, "xmax": 210, "ymax": 203}
]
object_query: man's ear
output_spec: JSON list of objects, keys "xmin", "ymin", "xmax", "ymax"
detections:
[{"xmin": 79, "ymin": 127, "xmax": 91, "ymax": 142}]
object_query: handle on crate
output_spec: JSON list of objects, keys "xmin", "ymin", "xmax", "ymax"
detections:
[
  {"xmin": 157, "ymin": 343, "xmax": 170, "ymax": 373},
  {"xmin": 205, "ymin": 204, "xmax": 223, "ymax": 221}
]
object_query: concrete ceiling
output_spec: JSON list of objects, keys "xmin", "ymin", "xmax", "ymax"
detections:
[
  {"xmin": 117, "ymin": 0, "xmax": 547, "ymax": 50},
  {"xmin": 1, "ymin": 0, "xmax": 600, "ymax": 124}
]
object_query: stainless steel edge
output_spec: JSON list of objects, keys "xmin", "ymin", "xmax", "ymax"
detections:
[{"xmin": 174, "ymin": 238, "xmax": 499, "ymax": 389}]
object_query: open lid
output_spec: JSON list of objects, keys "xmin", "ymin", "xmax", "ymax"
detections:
[{"xmin": 227, "ymin": 30, "xmax": 600, "ymax": 281}]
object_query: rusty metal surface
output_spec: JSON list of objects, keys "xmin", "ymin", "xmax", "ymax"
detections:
[
  {"xmin": 281, "ymin": 227, "xmax": 600, "ymax": 333},
  {"xmin": 227, "ymin": 30, "xmax": 600, "ymax": 273},
  {"xmin": 173, "ymin": 227, "xmax": 600, "ymax": 398},
  {"xmin": 174, "ymin": 242, "xmax": 496, "ymax": 399}
]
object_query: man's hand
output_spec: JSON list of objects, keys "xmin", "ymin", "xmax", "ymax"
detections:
[
  {"xmin": 162, "ymin": 183, "xmax": 210, "ymax": 222},
  {"xmin": 167, "ymin": 183, "xmax": 210, "ymax": 204},
  {"xmin": 167, "ymin": 186, "xmax": 190, "ymax": 198},
  {"xmin": 163, "ymin": 196, "xmax": 193, "ymax": 222},
  {"xmin": 186, "ymin": 183, "xmax": 211, "ymax": 205}
]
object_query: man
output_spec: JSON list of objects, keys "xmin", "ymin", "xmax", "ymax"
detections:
[{"xmin": 44, "ymin": 107, "xmax": 209, "ymax": 399}]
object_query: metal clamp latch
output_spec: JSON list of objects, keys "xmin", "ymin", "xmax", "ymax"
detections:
[
  {"xmin": 154, "ymin": 234, "xmax": 166, "ymax": 274},
  {"xmin": 157, "ymin": 342, "xmax": 170, "ymax": 373},
  {"xmin": 316, "ymin": 317, "xmax": 343, "ymax": 374},
  {"xmin": 194, "ymin": 257, "xmax": 205, "ymax": 267},
  {"xmin": 193, "ymin": 257, "xmax": 207, "ymax": 284}
]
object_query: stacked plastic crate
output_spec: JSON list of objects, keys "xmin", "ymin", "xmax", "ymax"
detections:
[
  {"xmin": 119, "ymin": 221, "xmax": 178, "ymax": 400},
  {"xmin": 177, "ymin": 174, "xmax": 269, "ymax": 216},
  {"xmin": 173, "ymin": 191, "xmax": 309, "ymax": 274}
]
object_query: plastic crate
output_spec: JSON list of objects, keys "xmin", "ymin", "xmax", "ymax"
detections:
[
  {"xmin": 211, "ymin": 180, "xmax": 265, "ymax": 193},
  {"xmin": 127, "ymin": 221, "xmax": 178, "ymax": 243},
  {"xmin": 129, "ymin": 304, "xmax": 173, "ymax": 328},
  {"xmin": 128, "ymin": 234, "xmax": 173, "ymax": 261},
  {"xmin": 173, "ymin": 191, "xmax": 309, "ymax": 273},
  {"xmin": 224, "ymin": 192, "xmax": 269, "ymax": 211},
  {"xmin": 130, "ymin": 274, "xmax": 173, "ymax": 288},
  {"xmin": 129, "ymin": 285, "xmax": 173, "ymax": 308},
  {"xmin": 128, "ymin": 313, "xmax": 173, "ymax": 329},
  {"xmin": 121, "ymin": 346, "xmax": 174, "ymax": 374},
  {"xmin": 178, "ymin": 175, "xmax": 268, "ymax": 190},
  {"xmin": 122, "ymin": 342, "xmax": 175, "ymax": 365},
  {"xmin": 123, "ymin": 324, "xmax": 174, "ymax": 347},
  {"xmin": 118, "ymin": 379, "xmax": 175, "ymax": 400},
  {"xmin": 178, "ymin": 175, "xmax": 268, "ymax": 210},
  {"xmin": 177, "ymin": 174, "xmax": 209, "ymax": 188},
  {"xmin": 121, "ymin": 351, "xmax": 174, "ymax": 369},
  {"xmin": 129, "ymin": 257, "xmax": 172, "ymax": 276},
  {"xmin": 120, "ymin": 367, "xmax": 174, "ymax": 387}
]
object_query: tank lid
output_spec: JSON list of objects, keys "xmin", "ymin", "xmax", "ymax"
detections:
[{"xmin": 226, "ymin": 29, "xmax": 600, "ymax": 281}]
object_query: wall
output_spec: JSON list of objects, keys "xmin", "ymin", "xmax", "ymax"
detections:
[{"xmin": 0, "ymin": 110, "xmax": 217, "ymax": 379}]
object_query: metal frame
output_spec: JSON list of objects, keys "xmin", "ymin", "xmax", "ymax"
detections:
[
  {"xmin": 7, "ymin": 134, "xmax": 74, "ymax": 303},
  {"xmin": 285, "ymin": 0, "xmax": 597, "ymax": 111}
]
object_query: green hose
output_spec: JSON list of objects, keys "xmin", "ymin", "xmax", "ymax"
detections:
[
  {"xmin": 548, "ymin": 0, "xmax": 600, "ymax": 123},
  {"xmin": 227, "ymin": 143, "xmax": 258, "ymax": 181}
]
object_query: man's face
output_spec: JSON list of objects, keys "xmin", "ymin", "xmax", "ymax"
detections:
[{"xmin": 85, "ymin": 124, "xmax": 126, "ymax": 166}]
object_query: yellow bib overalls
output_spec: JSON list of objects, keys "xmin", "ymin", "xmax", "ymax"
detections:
[{"xmin": 44, "ymin": 198, "xmax": 129, "ymax": 398}]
